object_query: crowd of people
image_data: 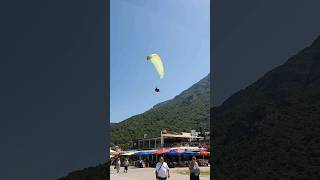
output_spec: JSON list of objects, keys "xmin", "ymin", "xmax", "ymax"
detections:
[
  {"xmin": 112, "ymin": 158, "xmax": 130, "ymax": 173},
  {"xmin": 111, "ymin": 156, "xmax": 202, "ymax": 180}
]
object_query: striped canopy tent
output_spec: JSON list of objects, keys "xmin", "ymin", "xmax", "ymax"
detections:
[
  {"xmin": 171, "ymin": 146, "xmax": 204, "ymax": 152},
  {"xmin": 198, "ymin": 151, "xmax": 210, "ymax": 156},
  {"xmin": 121, "ymin": 151, "xmax": 136, "ymax": 156},
  {"xmin": 182, "ymin": 151, "xmax": 198, "ymax": 157},
  {"xmin": 170, "ymin": 148, "xmax": 185, "ymax": 152},
  {"xmin": 165, "ymin": 151, "xmax": 181, "ymax": 156},
  {"xmin": 165, "ymin": 148, "xmax": 185, "ymax": 156},
  {"xmin": 197, "ymin": 150, "xmax": 210, "ymax": 160},
  {"xmin": 198, "ymin": 147, "xmax": 208, "ymax": 151},
  {"xmin": 135, "ymin": 151, "xmax": 153, "ymax": 157},
  {"xmin": 110, "ymin": 149, "xmax": 119, "ymax": 155},
  {"xmin": 153, "ymin": 148, "xmax": 170, "ymax": 155}
]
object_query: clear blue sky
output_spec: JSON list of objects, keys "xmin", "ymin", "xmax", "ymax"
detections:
[{"xmin": 111, "ymin": 0, "xmax": 210, "ymax": 122}]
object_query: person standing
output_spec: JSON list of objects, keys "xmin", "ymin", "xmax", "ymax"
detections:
[
  {"xmin": 189, "ymin": 156, "xmax": 200, "ymax": 180},
  {"xmin": 116, "ymin": 158, "xmax": 121, "ymax": 173},
  {"xmin": 155, "ymin": 156, "xmax": 170, "ymax": 180},
  {"xmin": 123, "ymin": 158, "xmax": 129, "ymax": 173}
]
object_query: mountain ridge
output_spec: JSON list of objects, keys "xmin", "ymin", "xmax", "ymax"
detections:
[
  {"xmin": 59, "ymin": 35, "xmax": 320, "ymax": 180},
  {"xmin": 110, "ymin": 74, "xmax": 210, "ymax": 147},
  {"xmin": 213, "ymin": 35, "xmax": 320, "ymax": 179}
]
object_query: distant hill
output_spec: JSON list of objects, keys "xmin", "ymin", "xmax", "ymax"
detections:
[
  {"xmin": 213, "ymin": 36, "xmax": 320, "ymax": 179},
  {"xmin": 59, "ymin": 35, "xmax": 320, "ymax": 180},
  {"xmin": 110, "ymin": 74, "xmax": 210, "ymax": 147},
  {"xmin": 57, "ymin": 75, "xmax": 210, "ymax": 179},
  {"xmin": 58, "ymin": 164, "xmax": 107, "ymax": 180}
]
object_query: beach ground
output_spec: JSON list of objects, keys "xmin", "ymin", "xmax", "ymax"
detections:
[{"xmin": 110, "ymin": 166, "xmax": 210, "ymax": 180}]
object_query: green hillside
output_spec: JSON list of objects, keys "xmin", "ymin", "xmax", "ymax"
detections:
[
  {"xmin": 110, "ymin": 74, "xmax": 210, "ymax": 147},
  {"xmin": 213, "ymin": 36, "xmax": 320, "ymax": 179},
  {"xmin": 58, "ymin": 75, "xmax": 210, "ymax": 179},
  {"xmin": 58, "ymin": 164, "xmax": 107, "ymax": 180},
  {"xmin": 59, "ymin": 35, "xmax": 320, "ymax": 180}
]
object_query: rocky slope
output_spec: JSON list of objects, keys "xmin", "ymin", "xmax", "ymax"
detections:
[{"xmin": 213, "ymin": 36, "xmax": 320, "ymax": 179}]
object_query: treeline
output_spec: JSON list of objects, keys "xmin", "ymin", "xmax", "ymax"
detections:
[{"xmin": 110, "ymin": 75, "xmax": 210, "ymax": 148}]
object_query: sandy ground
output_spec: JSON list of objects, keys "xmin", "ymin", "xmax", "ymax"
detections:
[{"xmin": 110, "ymin": 166, "xmax": 210, "ymax": 180}]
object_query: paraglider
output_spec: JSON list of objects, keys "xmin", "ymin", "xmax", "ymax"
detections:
[{"xmin": 147, "ymin": 53, "xmax": 164, "ymax": 92}]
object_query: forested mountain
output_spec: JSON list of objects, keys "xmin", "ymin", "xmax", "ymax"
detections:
[
  {"xmin": 59, "ymin": 35, "xmax": 320, "ymax": 180},
  {"xmin": 213, "ymin": 36, "xmax": 320, "ymax": 179},
  {"xmin": 110, "ymin": 74, "xmax": 210, "ymax": 147},
  {"xmin": 58, "ymin": 75, "xmax": 210, "ymax": 179},
  {"xmin": 58, "ymin": 164, "xmax": 107, "ymax": 180}
]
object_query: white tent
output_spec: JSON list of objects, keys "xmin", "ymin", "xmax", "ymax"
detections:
[
  {"xmin": 121, "ymin": 151, "xmax": 135, "ymax": 156},
  {"xmin": 110, "ymin": 149, "xmax": 119, "ymax": 155},
  {"xmin": 170, "ymin": 146, "xmax": 207, "ymax": 151}
]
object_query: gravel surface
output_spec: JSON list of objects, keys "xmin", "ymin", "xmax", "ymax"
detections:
[{"xmin": 110, "ymin": 166, "xmax": 210, "ymax": 180}]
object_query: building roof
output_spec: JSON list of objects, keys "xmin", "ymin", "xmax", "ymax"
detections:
[
  {"xmin": 161, "ymin": 132, "xmax": 192, "ymax": 138},
  {"xmin": 161, "ymin": 131, "xmax": 203, "ymax": 139}
]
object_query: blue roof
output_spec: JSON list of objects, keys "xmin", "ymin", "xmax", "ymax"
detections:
[
  {"xmin": 165, "ymin": 151, "xmax": 183, "ymax": 156},
  {"xmin": 182, "ymin": 151, "xmax": 198, "ymax": 156},
  {"xmin": 135, "ymin": 151, "xmax": 152, "ymax": 156}
]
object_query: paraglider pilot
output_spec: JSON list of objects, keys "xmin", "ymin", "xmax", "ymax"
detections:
[{"xmin": 147, "ymin": 53, "xmax": 164, "ymax": 93}]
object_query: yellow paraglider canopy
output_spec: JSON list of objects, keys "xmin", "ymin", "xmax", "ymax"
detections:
[{"xmin": 147, "ymin": 53, "xmax": 164, "ymax": 79}]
